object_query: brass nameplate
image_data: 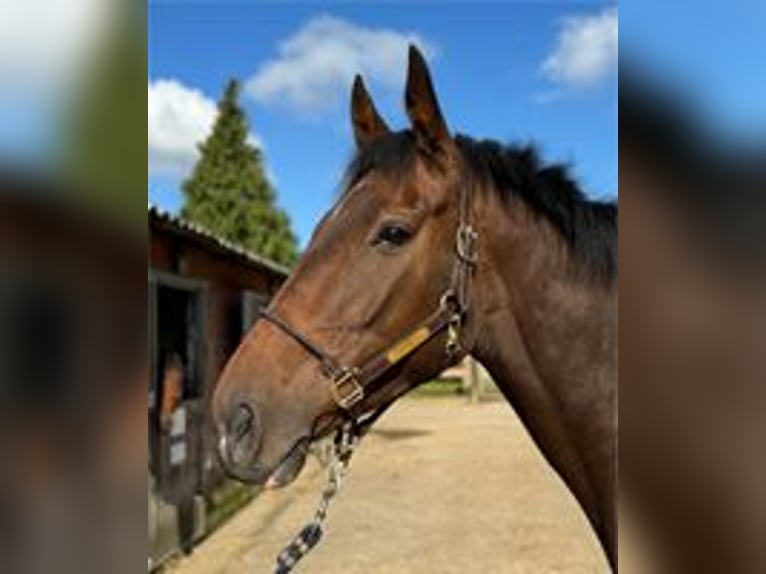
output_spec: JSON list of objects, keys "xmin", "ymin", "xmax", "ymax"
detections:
[{"xmin": 386, "ymin": 327, "xmax": 431, "ymax": 364}]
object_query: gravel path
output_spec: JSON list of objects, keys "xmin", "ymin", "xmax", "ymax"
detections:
[{"xmin": 167, "ymin": 397, "xmax": 609, "ymax": 573}]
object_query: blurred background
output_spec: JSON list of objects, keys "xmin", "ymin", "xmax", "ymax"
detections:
[
  {"xmin": 620, "ymin": 1, "xmax": 766, "ymax": 572},
  {"xmin": 0, "ymin": 1, "xmax": 145, "ymax": 573}
]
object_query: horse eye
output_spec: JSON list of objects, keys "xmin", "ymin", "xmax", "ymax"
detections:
[{"xmin": 374, "ymin": 224, "xmax": 412, "ymax": 247}]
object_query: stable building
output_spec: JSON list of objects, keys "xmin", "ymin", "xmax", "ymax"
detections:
[{"xmin": 148, "ymin": 205, "xmax": 289, "ymax": 567}]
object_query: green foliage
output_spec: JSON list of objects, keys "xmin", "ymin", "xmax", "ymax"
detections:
[
  {"xmin": 181, "ymin": 80, "xmax": 298, "ymax": 266},
  {"xmin": 59, "ymin": 2, "xmax": 146, "ymax": 232}
]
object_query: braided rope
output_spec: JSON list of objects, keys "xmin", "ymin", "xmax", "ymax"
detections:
[{"xmin": 274, "ymin": 423, "xmax": 358, "ymax": 574}]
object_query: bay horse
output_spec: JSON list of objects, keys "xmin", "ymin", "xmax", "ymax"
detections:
[{"xmin": 213, "ymin": 46, "xmax": 617, "ymax": 569}]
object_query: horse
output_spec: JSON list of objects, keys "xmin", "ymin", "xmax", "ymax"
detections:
[{"xmin": 213, "ymin": 45, "xmax": 617, "ymax": 569}]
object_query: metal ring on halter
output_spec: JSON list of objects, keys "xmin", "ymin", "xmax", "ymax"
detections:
[
  {"xmin": 445, "ymin": 314, "xmax": 463, "ymax": 357},
  {"xmin": 456, "ymin": 224, "xmax": 479, "ymax": 265},
  {"xmin": 439, "ymin": 290, "xmax": 460, "ymax": 313}
]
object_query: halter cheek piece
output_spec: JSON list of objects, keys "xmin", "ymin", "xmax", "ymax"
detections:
[{"xmin": 263, "ymin": 175, "xmax": 477, "ymax": 574}]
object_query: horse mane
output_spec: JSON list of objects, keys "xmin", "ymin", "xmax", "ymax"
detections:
[
  {"xmin": 344, "ymin": 131, "xmax": 617, "ymax": 286},
  {"xmin": 455, "ymin": 135, "xmax": 617, "ymax": 285}
]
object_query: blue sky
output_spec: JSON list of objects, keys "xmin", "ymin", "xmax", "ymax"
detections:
[{"xmin": 148, "ymin": 2, "xmax": 619, "ymax": 247}]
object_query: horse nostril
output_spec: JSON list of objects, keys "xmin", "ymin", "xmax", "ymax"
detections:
[
  {"xmin": 225, "ymin": 402, "xmax": 263, "ymax": 468},
  {"xmin": 233, "ymin": 403, "xmax": 254, "ymax": 440}
]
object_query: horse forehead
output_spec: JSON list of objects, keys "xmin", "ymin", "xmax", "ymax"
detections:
[
  {"xmin": 329, "ymin": 172, "xmax": 411, "ymax": 222},
  {"xmin": 328, "ymin": 178, "xmax": 369, "ymax": 221}
]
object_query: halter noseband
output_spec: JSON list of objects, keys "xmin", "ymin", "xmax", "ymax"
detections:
[{"xmin": 259, "ymin": 173, "xmax": 478, "ymax": 416}]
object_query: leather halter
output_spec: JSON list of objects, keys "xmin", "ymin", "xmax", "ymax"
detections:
[{"xmin": 259, "ymin": 174, "xmax": 478, "ymax": 417}]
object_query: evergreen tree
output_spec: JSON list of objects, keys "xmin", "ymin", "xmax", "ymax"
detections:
[{"xmin": 181, "ymin": 80, "xmax": 298, "ymax": 266}]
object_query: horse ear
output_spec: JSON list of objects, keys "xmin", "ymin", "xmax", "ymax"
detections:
[
  {"xmin": 351, "ymin": 75, "xmax": 390, "ymax": 148},
  {"xmin": 405, "ymin": 44, "xmax": 450, "ymax": 150}
]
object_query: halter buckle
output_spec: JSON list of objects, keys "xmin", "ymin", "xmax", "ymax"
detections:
[
  {"xmin": 445, "ymin": 314, "xmax": 463, "ymax": 357},
  {"xmin": 456, "ymin": 225, "xmax": 478, "ymax": 265},
  {"xmin": 331, "ymin": 368, "xmax": 364, "ymax": 410}
]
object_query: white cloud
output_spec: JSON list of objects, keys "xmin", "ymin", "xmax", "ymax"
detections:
[
  {"xmin": 148, "ymin": 79, "xmax": 217, "ymax": 175},
  {"xmin": 148, "ymin": 79, "xmax": 263, "ymax": 176},
  {"xmin": 542, "ymin": 7, "xmax": 618, "ymax": 89},
  {"xmin": 246, "ymin": 16, "xmax": 435, "ymax": 113}
]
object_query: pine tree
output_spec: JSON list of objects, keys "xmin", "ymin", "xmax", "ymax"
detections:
[{"xmin": 181, "ymin": 80, "xmax": 298, "ymax": 266}]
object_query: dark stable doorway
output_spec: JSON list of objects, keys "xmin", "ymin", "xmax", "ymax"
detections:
[
  {"xmin": 150, "ymin": 283, "xmax": 199, "ymax": 476},
  {"xmin": 151, "ymin": 282, "xmax": 201, "ymax": 555}
]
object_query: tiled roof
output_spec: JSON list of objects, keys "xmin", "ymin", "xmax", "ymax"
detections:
[{"xmin": 149, "ymin": 204, "xmax": 290, "ymax": 277}]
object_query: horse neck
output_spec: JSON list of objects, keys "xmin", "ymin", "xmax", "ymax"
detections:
[{"xmin": 468, "ymin": 190, "xmax": 617, "ymax": 565}]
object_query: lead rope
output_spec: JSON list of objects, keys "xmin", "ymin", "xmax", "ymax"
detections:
[{"xmin": 273, "ymin": 422, "xmax": 359, "ymax": 574}]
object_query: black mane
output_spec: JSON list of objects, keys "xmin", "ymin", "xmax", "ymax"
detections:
[
  {"xmin": 345, "ymin": 131, "xmax": 617, "ymax": 285},
  {"xmin": 455, "ymin": 135, "xmax": 617, "ymax": 285}
]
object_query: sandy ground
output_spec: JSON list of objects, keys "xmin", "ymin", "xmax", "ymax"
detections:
[{"xmin": 166, "ymin": 396, "xmax": 609, "ymax": 573}]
